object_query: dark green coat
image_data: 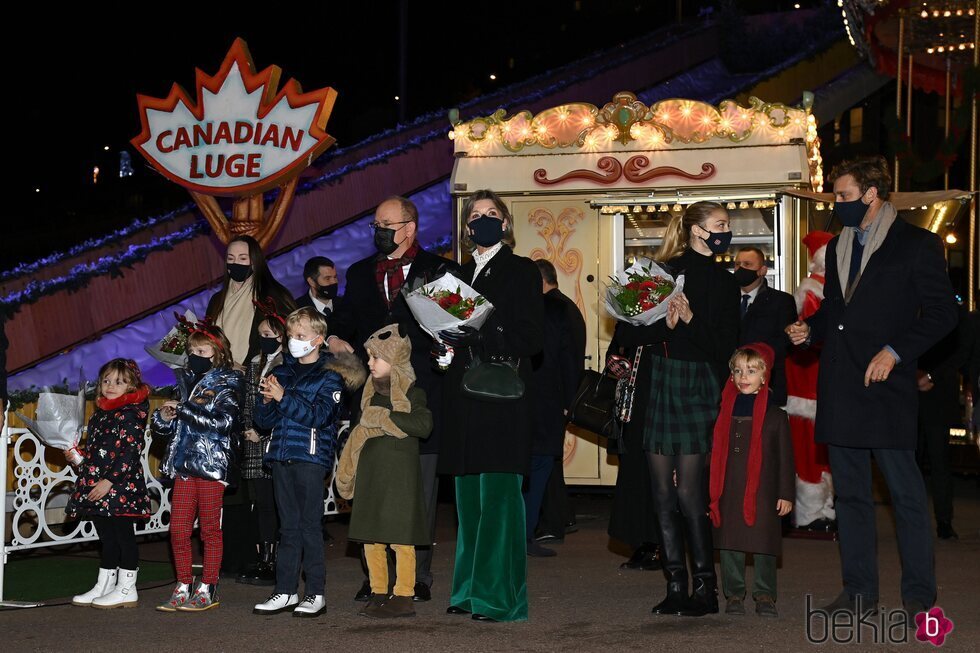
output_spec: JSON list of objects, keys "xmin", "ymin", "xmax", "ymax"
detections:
[{"xmin": 347, "ymin": 386, "xmax": 433, "ymax": 545}]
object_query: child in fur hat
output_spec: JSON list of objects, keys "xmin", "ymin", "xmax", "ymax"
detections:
[
  {"xmin": 336, "ymin": 324, "xmax": 433, "ymax": 619},
  {"xmin": 709, "ymin": 343, "xmax": 795, "ymax": 618}
]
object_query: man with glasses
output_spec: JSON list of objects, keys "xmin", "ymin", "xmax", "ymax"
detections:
[{"xmin": 328, "ymin": 195, "xmax": 459, "ymax": 604}]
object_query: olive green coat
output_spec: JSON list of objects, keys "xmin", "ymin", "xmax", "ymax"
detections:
[{"xmin": 347, "ymin": 386, "xmax": 433, "ymax": 545}]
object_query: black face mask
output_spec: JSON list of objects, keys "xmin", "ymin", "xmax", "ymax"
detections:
[
  {"xmin": 701, "ymin": 229, "xmax": 733, "ymax": 255},
  {"xmin": 733, "ymin": 266, "xmax": 760, "ymax": 288},
  {"xmin": 188, "ymin": 354, "xmax": 213, "ymax": 376},
  {"xmin": 317, "ymin": 283, "xmax": 339, "ymax": 300},
  {"xmin": 227, "ymin": 263, "xmax": 253, "ymax": 283},
  {"xmin": 468, "ymin": 215, "xmax": 505, "ymax": 248},
  {"xmin": 374, "ymin": 228, "xmax": 400, "ymax": 255},
  {"xmin": 259, "ymin": 336, "xmax": 281, "ymax": 356},
  {"xmin": 833, "ymin": 197, "xmax": 869, "ymax": 228}
]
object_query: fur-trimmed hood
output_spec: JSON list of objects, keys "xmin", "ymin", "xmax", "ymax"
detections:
[{"xmin": 324, "ymin": 351, "xmax": 368, "ymax": 392}]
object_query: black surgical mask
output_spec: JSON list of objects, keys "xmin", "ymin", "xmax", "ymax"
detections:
[
  {"xmin": 468, "ymin": 215, "xmax": 504, "ymax": 248},
  {"xmin": 733, "ymin": 267, "xmax": 760, "ymax": 288},
  {"xmin": 374, "ymin": 228, "xmax": 400, "ymax": 255},
  {"xmin": 188, "ymin": 353, "xmax": 213, "ymax": 375},
  {"xmin": 317, "ymin": 283, "xmax": 339, "ymax": 300},
  {"xmin": 227, "ymin": 263, "xmax": 253, "ymax": 283},
  {"xmin": 259, "ymin": 336, "xmax": 281, "ymax": 356},
  {"xmin": 833, "ymin": 197, "xmax": 869, "ymax": 228},
  {"xmin": 701, "ymin": 229, "xmax": 733, "ymax": 255}
]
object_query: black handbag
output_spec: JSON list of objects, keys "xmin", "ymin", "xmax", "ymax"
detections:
[
  {"xmin": 461, "ymin": 355, "xmax": 525, "ymax": 402},
  {"xmin": 567, "ymin": 366, "xmax": 621, "ymax": 439}
]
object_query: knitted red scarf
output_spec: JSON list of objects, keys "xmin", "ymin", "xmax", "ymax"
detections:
[
  {"xmin": 96, "ymin": 385, "xmax": 150, "ymax": 411},
  {"xmin": 708, "ymin": 342, "xmax": 774, "ymax": 528}
]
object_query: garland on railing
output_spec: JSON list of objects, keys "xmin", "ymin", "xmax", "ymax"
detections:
[
  {"xmin": 5, "ymin": 381, "xmax": 181, "ymax": 412},
  {"xmin": 0, "ymin": 222, "xmax": 206, "ymax": 318},
  {"xmin": 1, "ymin": 23, "xmax": 705, "ymax": 285}
]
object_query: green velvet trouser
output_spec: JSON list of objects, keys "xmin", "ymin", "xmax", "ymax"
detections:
[
  {"xmin": 450, "ymin": 473, "xmax": 528, "ymax": 622},
  {"xmin": 720, "ymin": 549, "xmax": 778, "ymax": 601}
]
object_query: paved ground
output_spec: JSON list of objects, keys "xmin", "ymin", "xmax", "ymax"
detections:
[{"xmin": 3, "ymin": 477, "xmax": 978, "ymax": 652}]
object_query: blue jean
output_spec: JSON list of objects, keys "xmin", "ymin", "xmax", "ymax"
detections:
[
  {"xmin": 829, "ymin": 445, "xmax": 935, "ymax": 605},
  {"xmin": 272, "ymin": 461, "xmax": 327, "ymax": 595}
]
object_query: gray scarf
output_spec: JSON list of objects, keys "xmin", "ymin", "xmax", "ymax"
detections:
[{"xmin": 836, "ymin": 201, "xmax": 897, "ymax": 304}]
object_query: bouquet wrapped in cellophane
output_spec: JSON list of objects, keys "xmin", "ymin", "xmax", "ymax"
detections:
[
  {"xmin": 604, "ymin": 258, "xmax": 684, "ymax": 326},
  {"xmin": 15, "ymin": 369, "xmax": 87, "ymax": 462},
  {"xmin": 403, "ymin": 273, "xmax": 495, "ymax": 343},
  {"xmin": 145, "ymin": 309, "xmax": 198, "ymax": 369}
]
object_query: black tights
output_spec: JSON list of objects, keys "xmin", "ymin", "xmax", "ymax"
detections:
[
  {"xmin": 646, "ymin": 453, "xmax": 708, "ymax": 521},
  {"xmin": 92, "ymin": 516, "xmax": 138, "ymax": 570}
]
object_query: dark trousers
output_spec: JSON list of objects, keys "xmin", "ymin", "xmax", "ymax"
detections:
[
  {"xmin": 272, "ymin": 461, "xmax": 327, "ymax": 595},
  {"xmin": 92, "ymin": 516, "xmax": 138, "ymax": 570},
  {"xmin": 248, "ymin": 477, "xmax": 279, "ymax": 543},
  {"xmin": 828, "ymin": 445, "xmax": 936, "ymax": 605},
  {"xmin": 416, "ymin": 453, "xmax": 439, "ymax": 587},
  {"xmin": 916, "ymin": 391, "xmax": 954, "ymax": 523},
  {"xmin": 538, "ymin": 461, "xmax": 573, "ymax": 537},
  {"xmin": 522, "ymin": 455, "xmax": 554, "ymax": 539}
]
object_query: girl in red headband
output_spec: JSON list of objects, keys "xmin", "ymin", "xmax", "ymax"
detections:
[{"xmin": 709, "ymin": 343, "xmax": 795, "ymax": 618}]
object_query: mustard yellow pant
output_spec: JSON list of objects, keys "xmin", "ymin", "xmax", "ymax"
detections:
[{"xmin": 364, "ymin": 543, "xmax": 416, "ymax": 597}]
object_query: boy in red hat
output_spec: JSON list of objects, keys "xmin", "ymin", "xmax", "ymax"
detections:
[
  {"xmin": 709, "ymin": 343, "xmax": 795, "ymax": 618},
  {"xmin": 785, "ymin": 231, "xmax": 836, "ymax": 531}
]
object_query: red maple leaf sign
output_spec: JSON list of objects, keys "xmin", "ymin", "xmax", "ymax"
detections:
[{"xmin": 130, "ymin": 38, "xmax": 337, "ymax": 196}]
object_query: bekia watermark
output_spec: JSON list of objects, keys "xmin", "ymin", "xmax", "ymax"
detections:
[{"xmin": 805, "ymin": 595, "xmax": 954, "ymax": 646}]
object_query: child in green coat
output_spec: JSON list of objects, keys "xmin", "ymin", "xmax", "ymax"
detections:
[{"xmin": 336, "ymin": 324, "xmax": 433, "ymax": 618}]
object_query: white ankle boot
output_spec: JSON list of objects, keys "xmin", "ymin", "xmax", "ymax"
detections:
[
  {"xmin": 72, "ymin": 568, "xmax": 116, "ymax": 606},
  {"xmin": 92, "ymin": 568, "xmax": 139, "ymax": 609},
  {"xmin": 253, "ymin": 592, "xmax": 299, "ymax": 615}
]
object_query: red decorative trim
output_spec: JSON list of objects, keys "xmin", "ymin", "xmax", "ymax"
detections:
[
  {"xmin": 533, "ymin": 156, "xmax": 623, "ymax": 185},
  {"xmin": 623, "ymin": 157, "xmax": 716, "ymax": 183}
]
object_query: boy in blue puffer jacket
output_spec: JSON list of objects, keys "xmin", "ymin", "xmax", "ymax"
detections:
[{"xmin": 252, "ymin": 307, "xmax": 366, "ymax": 618}]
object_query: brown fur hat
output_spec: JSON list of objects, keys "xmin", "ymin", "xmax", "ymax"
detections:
[{"xmin": 361, "ymin": 323, "xmax": 414, "ymax": 413}]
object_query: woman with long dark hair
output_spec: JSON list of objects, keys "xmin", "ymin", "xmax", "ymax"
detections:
[
  {"xmin": 615, "ymin": 201, "xmax": 740, "ymax": 617},
  {"xmin": 206, "ymin": 235, "xmax": 296, "ymax": 366}
]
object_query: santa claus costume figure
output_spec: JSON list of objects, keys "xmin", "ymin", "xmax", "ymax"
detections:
[{"xmin": 785, "ymin": 231, "xmax": 837, "ymax": 530}]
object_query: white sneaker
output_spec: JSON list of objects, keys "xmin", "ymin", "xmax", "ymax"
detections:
[
  {"xmin": 293, "ymin": 594, "xmax": 326, "ymax": 618},
  {"xmin": 72, "ymin": 568, "xmax": 117, "ymax": 606},
  {"xmin": 253, "ymin": 592, "xmax": 299, "ymax": 615},
  {"xmin": 93, "ymin": 568, "xmax": 139, "ymax": 609}
]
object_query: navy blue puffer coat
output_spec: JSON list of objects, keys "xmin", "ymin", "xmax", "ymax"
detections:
[
  {"xmin": 152, "ymin": 366, "xmax": 244, "ymax": 483},
  {"xmin": 254, "ymin": 352, "xmax": 366, "ymax": 470}
]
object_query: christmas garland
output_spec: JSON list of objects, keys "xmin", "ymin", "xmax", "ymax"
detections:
[
  {"xmin": 0, "ymin": 222, "xmax": 206, "ymax": 318},
  {"xmin": 5, "ymin": 382, "xmax": 178, "ymax": 413}
]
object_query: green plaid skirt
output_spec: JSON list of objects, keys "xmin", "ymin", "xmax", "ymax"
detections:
[{"xmin": 642, "ymin": 354, "xmax": 721, "ymax": 455}]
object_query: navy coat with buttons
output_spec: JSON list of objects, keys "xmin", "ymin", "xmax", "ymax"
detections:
[
  {"xmin": 253, "ymin": 352, "xmax": 366, "ymax": 470},
  {"xmin": 806, "ymin": 218, "xmax": 957, "ymax": 450}
]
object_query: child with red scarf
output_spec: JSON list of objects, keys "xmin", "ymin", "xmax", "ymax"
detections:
[
  {"xmin": 66, "ymin": 358, "xmax": 151, "ymax": 609},
  {"xmin": 709, "ymin": 343, "xmax": 795, "ymax": 618}
]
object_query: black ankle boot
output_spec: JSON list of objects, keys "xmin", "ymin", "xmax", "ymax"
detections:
[
  {"xmin": 652, "ymin": 511, "xmax": 689, "ymax": 615},
  {"xmin": 680, "ymin": 514, "xmax": 718, "ymax": 616},
  {"xmin": 237, "ymin": 542, "xmax": 276, "ymax": 586}
]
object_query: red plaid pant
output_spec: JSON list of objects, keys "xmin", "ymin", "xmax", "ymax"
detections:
[{"xmin": 170, "ymin": 476, "xmax": 224, "ymax": 584}]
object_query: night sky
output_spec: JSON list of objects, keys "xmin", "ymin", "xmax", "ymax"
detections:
[{"xmin": 8, "ymin": 0, "xmax": 803, "ymax": 269}]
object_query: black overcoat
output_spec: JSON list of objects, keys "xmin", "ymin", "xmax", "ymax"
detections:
[
  {"xmin": 330, "ymin": 247, "xmax": 460, "ymax": 455},
  {"xmin": 807, "ymin": 219, "xmax": 957, "ymax": 450},
  {"xmin": 439, "ymin": 246, "xmax": 545, "ymax": 476}
]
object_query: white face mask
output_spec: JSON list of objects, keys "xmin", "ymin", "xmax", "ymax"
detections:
[{"xmin": 288, "ymin": 337, "xmax": 319, "ymax": 359}]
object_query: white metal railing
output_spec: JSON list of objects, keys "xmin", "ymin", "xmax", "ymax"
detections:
[{"xmin": 1, "ymin": 412, "xmax": 343, "ymax": 605}]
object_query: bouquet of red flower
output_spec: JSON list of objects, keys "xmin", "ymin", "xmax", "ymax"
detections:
[
  {"xmin": 604, "ymin": 258, "xmax": 684, "ymax": 325},
  {"xmin": 145, "ymin": 309, "xmax": 198, "ymax": 369},
  {"xmin": 404, "ymin": 273, "xmax": 494, "ymax": 342}
]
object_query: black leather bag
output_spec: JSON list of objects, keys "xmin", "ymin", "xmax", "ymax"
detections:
[
  {"xmin": 567, "ymin": 367, "xmax": 621, "ymax": 439},
  {"xmin": 461, "ymin": 356, "xmax": 525, "ymax": 402}
]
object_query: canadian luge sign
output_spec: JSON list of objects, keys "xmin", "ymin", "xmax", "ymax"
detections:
[{"xmin": 131, "ymin": 39, "xmax": 337, "ymax": 195}]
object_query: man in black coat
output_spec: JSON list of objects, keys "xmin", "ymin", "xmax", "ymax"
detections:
[
  {"xmin": 787, "ymin": 157, "xmax": 956, "ymax": 619},
  {"xmin": 295, "ymin": 256, "xmax": 339, "ymax": 318},
  {"xmin": 734, "ymin": 247, "xmax": 798, "ymax": 406},
  {"xmin": 327, "ymin": 196, "xmax": 459, "ymax": 602},
  {"xmin": 525, "ymin": 260, "xmax": 586, "ymax": 556}
]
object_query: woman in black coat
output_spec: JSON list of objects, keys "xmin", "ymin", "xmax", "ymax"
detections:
[
  {"xmin": 616, "ymin": 201, "xmax": 740, "ymax": 617},
  {"xmin": 438, "ymin": 189, "xmax": 544, "ymax": 622}
]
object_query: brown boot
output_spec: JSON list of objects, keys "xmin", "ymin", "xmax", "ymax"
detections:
[
  {"xmin": 358, "ymin": 593, "xmax": 387, "ymax": 618},
  {"xmin": 373, "ymin": 594, "xmax": 416, "ymax": 618}
]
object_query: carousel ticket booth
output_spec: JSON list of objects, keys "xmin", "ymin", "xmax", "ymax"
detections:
[{"xmin": 449, "ymin": 91, "xmax": 825, "ymax": 486}]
